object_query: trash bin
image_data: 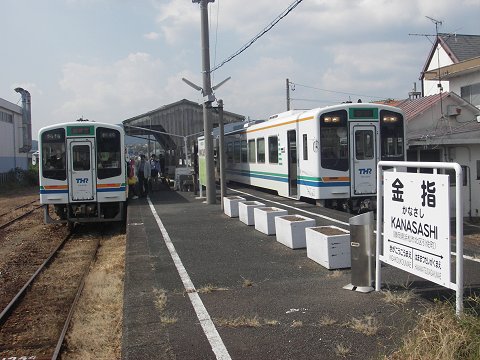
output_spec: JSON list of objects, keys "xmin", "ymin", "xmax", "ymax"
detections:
[{"xmin": 343, "ymin": 211, "xmax": 375, "ymax": 293}]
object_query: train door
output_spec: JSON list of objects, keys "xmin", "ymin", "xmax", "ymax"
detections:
[
  {"xmin": 287, "ymin": 130, "xmax": 297, "ymax": 197},
  {"xmin": 67, "ymin": 139, "xmax": 96, "ymax": 201},
  {"xmin": 350, "ymin": 124, "xmax": 377, "ymax": 195}
]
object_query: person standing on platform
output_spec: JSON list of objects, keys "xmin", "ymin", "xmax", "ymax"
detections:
[
  {"xmin": 136, "ymin": 154, "xmax": 151, "ymax": 197},
  {"xmin": 150, "ymin": 154, "xmax": 161, "ymax": 191},
  {"xmin": 127, "ymin": 158, "xmax": 138, "ymax": 199}
]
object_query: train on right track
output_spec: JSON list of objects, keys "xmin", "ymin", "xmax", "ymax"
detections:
[{"xmin": 203, "ymin": 102, "xmax": 406, "ymax": 213}]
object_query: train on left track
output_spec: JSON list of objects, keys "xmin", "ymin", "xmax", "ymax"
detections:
[{"xmin": 38, "ymin": 121, "xmax": 127, "ymax": 224}]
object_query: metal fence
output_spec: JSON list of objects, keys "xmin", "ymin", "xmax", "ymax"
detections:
[{"xmin": 0, "ymin": 172, "xmax": 15, "ymax": 185}]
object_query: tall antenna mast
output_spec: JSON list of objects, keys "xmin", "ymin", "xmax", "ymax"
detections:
[
  {"xmin": 426, "ymin": 16, "xmax": 446, "ymax": 118},
  {"xmin": 426, "ymin": 16, "xmax": 443, "ymax": 91}
]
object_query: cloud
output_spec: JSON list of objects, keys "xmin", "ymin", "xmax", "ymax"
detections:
[
  {"xmin": 153, "ymin": 0, "xmax": 198, "ymax": 45},
  {"xmin": 143, "ymin": 32, "xmax": 160, "ymax": 40},
  {"xmin": 55, "ymin": 52, "xmax": 167, "ymax": 122},
  {"xmin": 221, "ymin": 56, "xmax": 299, "ymax": 119}
]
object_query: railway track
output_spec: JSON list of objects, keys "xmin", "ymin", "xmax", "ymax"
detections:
[
  {"xmin": 0, "ymin": 225, "xmax": 104, "ymax": 359},
  {"xmin": 0, "ymin": 200, "xmax": 43, "ymax": 230}
]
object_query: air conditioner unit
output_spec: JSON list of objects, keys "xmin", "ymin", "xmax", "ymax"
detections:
[{"xmin": 447, "ymin": 105, "xmax": 461, "ymax": 116}]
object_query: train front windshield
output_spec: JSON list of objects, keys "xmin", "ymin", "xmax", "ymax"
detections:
[
  {"xmin": 319, "ymin": 110, "xmax": 349, "ymax": 171},
  {"xmin": 380, "ymin": 110, "xmax": 404, "ymax": 161},
  {"xmin": 41, "ymin": 128, "xmax": 67, "ymax": 181},
  {"xmin": 96, "ymin": 127, "xmax": 122, "ymax": 179}
]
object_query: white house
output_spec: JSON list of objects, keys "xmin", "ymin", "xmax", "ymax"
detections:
[
  {"xmin": 421, "ymin": 33, "xmax": 480, "ymax": 101},
  {"xmin": 0, "ymin": 97, "xmax": 30, "ymax": 173},
  {"xmin": 388, "ymin": 93, "xmax": 480, "ymax": 218}
]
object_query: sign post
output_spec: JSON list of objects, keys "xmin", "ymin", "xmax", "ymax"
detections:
[{"xmin": 376, "ymin": 161, "xmax": 464, "ymax": 316}]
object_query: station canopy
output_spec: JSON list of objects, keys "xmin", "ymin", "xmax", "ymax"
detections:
[{"xmin": 122, "ymin": 99, "xmax": 244, "ymax": 151}]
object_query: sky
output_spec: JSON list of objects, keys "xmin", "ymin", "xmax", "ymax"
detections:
[{"xmin": 2, "ymin": 0, "xmax": 480, "ymax": 139}]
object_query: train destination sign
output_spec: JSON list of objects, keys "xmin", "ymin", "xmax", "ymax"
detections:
[{"xmin": 383, "ymin": 171, "xmax": 450, "ymax": 287}]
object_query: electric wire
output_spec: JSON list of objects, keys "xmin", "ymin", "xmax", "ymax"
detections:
[
  {"xmin": 210, "ymin": 0, "xmax": 304, "ymax": 73},
  {"xmin": 290, "ymin": 81, "xmax": 386, "ymax": 100}
]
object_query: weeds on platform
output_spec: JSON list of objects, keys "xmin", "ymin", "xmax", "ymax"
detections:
[
  {"xmin": 387, "ymin": 296, "xmax": 480, "ymax": 360},
  {"xmin": 381, "ymin": 289, "xmax": 413, "ymax": 306},
  {"xmin": 335, "ymin": 343, "xmax": 351, "ymax": 358},
  {"xmin": 319, "ymin": 315, "xmax": 337, "ymax": 326},
  {"xmin": 347, "ymin": 315, "xmax": 379, "ymax": 336},
  {"xmin": 197, "ymin": 284, "xmax": 229, "ymax": 293}
]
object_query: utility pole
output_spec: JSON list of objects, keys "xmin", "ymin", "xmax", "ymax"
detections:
[
  {"xmin": 193, "ymin": 0, "xmax": 216, "ymax": 204},
  {"xmin": 286, "ymin": 78, "xmax": 291, "ymax": 111}
]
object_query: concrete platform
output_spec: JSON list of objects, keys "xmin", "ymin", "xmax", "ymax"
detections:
[{"xmin": 122, "ymin": 184, "xmax": 480, "ymax": 359}]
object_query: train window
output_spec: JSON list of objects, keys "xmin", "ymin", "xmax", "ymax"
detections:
[
  {"xmin": 320, "ymin": 110, "xmax": 348, "ymax": 171},
  {"xmin": 241, "ymin": 140, "xmax": 248, "ymax": 163},
  {"xmin": 72, "ymin": 145, "xmax": 91, "ymax": 171},
  {"xmin": 257, "ymin": 138, "xmax": 265, "ymax": 163},
  {"xmin": 355, "ymin": 130, "xmax": 374, "ymax": 160},
  {"xmin": 302, "ymin": 134, "xmax": 308, "ymax": 160},
  {"xmin": 248, "ymin": 139, "xmax": 256, "ymax": 163},
  {"xmin": 96, "ymin": 127, "xmax": 121, "ymax": 179},
  {"xmin": 380, "ymin": 110, "xmax": 404, "ymax": 161},
  {"xmin": 268, "ymin": 136, "xmax": 278, "ymax": 164},
  {"xmin": 227, "ymin": 142, "xmax": 233, "ymax": 163},
  {"xmin": 234, "ymin": 141, "xmax": 241, "ymax": 163},
  {"xmin": 41, "ymin": 128, "xmax": 67, "ymax": 181}
]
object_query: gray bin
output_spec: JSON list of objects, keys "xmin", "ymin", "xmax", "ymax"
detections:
[{"xmin": 344, "ymin": 211, "xmax": 375, "ymax": 293}]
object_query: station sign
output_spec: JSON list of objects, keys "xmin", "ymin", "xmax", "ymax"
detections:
[{"xmin": 383, "ymin": 171, "xmax": 450, "ymax": 287}]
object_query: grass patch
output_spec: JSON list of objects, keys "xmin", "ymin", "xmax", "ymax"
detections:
[
  {"xmin": 319, "ymin": 315, "xmax": 337, "ymax": 326},
  {"xmin": 216, "ymin": 315, "xmax": 262, "ymax": 328},
  {"xmin": 382, "ymin": 289, "xmax": 413, "ymax": 305},
  {"xmin": 160, "ymin": 314, "xmax": 178, "ymax": 325},
  {"xmin": 348, "ymin": 315, "xmax": 379, "ymax": 336},
  {"xmin": 388, "ymin": 299, "xmax": 480, "ymax": 360},
  {"xmin": 264, "ymin": 319, "xmax": 279, "ymax": 326},
  {"xmin": 197, "ymin": 284, "xmax": 229, "ymax": 293},
  {"xmin": 153, "ymin": 288, "xmax": 167, "ymax": 311},
  {"xmin": 335, "ymin": 343, "xmax": 351, "ymax": 357},
  {"xmin": 327, "ymin": 270, "xmax": 343, "ymax": 279},
  {"xmin": 291, "ymin": 320, "xmax": 303, "ymax": 328},
  {"xmin": 241, "ymin": 277, "xmax": 254, "ymax": 288}
]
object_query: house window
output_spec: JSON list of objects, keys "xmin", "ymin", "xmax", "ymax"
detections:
[
  {"xmin": 0, "ymin": 111, "xmax": 13, "ymax": 123},
  {"xmin": 446, "ymin": 165, "xmax": 468, "ymax": 186},
  {"xmin": 477, "ymin": 160, "xmax": 480, "ymax": 180},
  {"xmin": 461, "ymin": 82, "xmax": 480, "ymax": 106}
]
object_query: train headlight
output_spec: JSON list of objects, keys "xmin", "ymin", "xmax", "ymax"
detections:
[
  {"xmin": 324, "ymin": 116, "xmax": 340, "ymax": 123},
  {"xmin": 383, "ymin": 116, "xmax": 398, "ymax": 123}
]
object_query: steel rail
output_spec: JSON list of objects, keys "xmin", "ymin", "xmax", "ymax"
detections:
[
  {"xmin": 0, "ymin": 204, "xmax": 44, "ymax": 229},
  {"xmin": 51, "ymin": 233, "xmax": 102, "ymax": 359},
  {"xmin": 0, "ymin": 230, "xmax": 73, "ymax": 325},
  {"xmin": 0, "ymin": 199, "xmax": 38, "ymax": 218}
]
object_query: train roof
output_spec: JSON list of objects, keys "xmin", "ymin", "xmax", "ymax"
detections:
[
  {"xmin": 226, "ymin": 103, "xmax": 404, "ymax": 135},
  {"xmin": 38, "ymin": 121, "xmax": 123, "ymax": 134}
]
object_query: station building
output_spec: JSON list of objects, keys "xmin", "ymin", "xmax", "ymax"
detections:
[
  {"xmin": 0, "ymin": 91, "xmax": 32, "ymax": 177},
  {"xmin": 122, "ymin": 98, "xmax": 244, "ymax": 175}
]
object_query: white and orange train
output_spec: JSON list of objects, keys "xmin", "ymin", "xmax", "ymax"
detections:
[
  {"xmin": 38, "ymin": 121, "xmax": 127, "ymax": 224},
  {"xmin": 219, "ymin": 103, "xmax": 406, "ymax": 212}
]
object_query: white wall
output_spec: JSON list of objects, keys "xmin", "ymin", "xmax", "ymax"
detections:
[
  {"xmin": 423, "ymin": 45, "xmax": 454, "ymax": 96},
  {"xmin": 0, "ymin": 98, "xmax": 28, "ymax": 172},
  {"xmin": 447, "ymin": 144, "xmax": 480, "ymax": 219}
]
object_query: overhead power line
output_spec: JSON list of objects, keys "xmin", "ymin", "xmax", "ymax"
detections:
[
  {"xmin": 210, "ymin": 0, "xmax": 304, "ymax": 73},
  {"xmin": 291, "ymin": 82, "xmax": 386, "ymax": 100}
]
